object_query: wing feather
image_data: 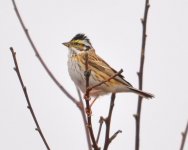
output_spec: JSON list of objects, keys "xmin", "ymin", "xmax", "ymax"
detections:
[{"xmin": 80, "ymin": 50, "xmax": 132, "ymax": 87}]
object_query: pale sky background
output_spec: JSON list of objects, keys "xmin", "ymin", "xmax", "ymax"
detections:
[{"xmin": 0, "ymin": 0, "xmax": 188, "ymax": 150}]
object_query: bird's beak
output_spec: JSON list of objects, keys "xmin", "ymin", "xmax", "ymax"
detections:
[{"xmin": 62, "ymin": 42, "xmax": 70, "ymax": 47}]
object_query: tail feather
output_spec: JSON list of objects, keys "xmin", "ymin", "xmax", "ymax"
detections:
[{"xmin": 129, "ymin": 87, "xmax": 154, "ymax": 99}]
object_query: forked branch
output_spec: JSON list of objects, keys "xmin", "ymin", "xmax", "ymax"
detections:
[
  {"xmin": 12, "ymin": 1, "xmax": 124, "ymax": 149},
  {"xmin": 10, "ymin": 47, "xmax": 50, "ymax": 150},
  {"xmin": 103, "ymin": 93, "xmax": 122, "ymax": 150},
  {"xmin": 84, "ymin": 52, "xmax": 100, "ymax": 150},
  {"xmin": 11, "ymin": 0, "xmax": 91, "ymax": 149},
  {"xmin": 87, "ymin": 69, "xmax": 123, "ymax": 93},
  {"xmin": 96, "ymin": 117, "xmax": 104, "ymax": 144},
  {"xmin": 84, "ymin": 51, "xmax": 123, "ymax": 150}
]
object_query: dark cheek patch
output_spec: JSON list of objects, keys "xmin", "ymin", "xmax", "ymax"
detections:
[{"xmin": 85, "ymin": 46, "xmax": 90, "ymax": 51}]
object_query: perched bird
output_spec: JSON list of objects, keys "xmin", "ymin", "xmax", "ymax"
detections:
[{"xmin": 63, "ymin": 34, "xmax": 154, "ymax": 99}]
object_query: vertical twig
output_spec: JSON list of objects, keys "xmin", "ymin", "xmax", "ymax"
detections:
[
  {"xmin": 103, "ymin": 93, "xmax": 116, "ymax": 150},
  {"xmin": 10, "ymin": 47, "xmax": 51, "ymax": 150},
  {"xmin": 179, "ymin": 121, "xmax": 188, "ymax": 150},
  {"xmin": 134, "ymin": 0, "xmax": 150, "ymax": 150},
  {"xmin": 76, "ymin": 87, "xmax": 92, "ymax": 150},
  {"xmin": 103, "ymin": 93, "xmax": 122, "ymax": 150},
  {"xmin": 83, "ymin": 53, "xmax": 123, "ymax": 150},
  {"xmin": 11, "ymin": 1, "xmax": 91, "ymax": 149},
  {"xmin": 96, "ymin": 117, "xmax": 104, "ymax": 144},
  {"xmin": 84, "ymin": 52, "xmax": 100, "ymax": 150}
]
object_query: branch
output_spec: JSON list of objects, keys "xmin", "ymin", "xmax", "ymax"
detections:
[
  {"xmin": 87, "ymin": 69, "xmax": 123, "ymax": 93},
  {"xmin": 103, "ymin": 93, "xmax": 121, "ymax": 150},
  {"xmin": 11, "ymin": 1, "xmax": 91, "ymax": 149},
  {"xmin": 109, "ymin": 130, "xmax": 122, "ymax": 144},
  {"xmin": 76, "ymin": 87, "xmax": 92, "ymax": 150},
  {"xmin": 10, "ymin": 47, "xmax": 51, "ymax": 150},
  {"xmin": 84, "ymin": 52, "xmax": 100, "ymax": 150},
  {"xmin": 84, "ymin": 51, "xmax": 123, "ymax": 149},
  {"xmin": 179, "ymin": 121, "xmax": 188, "ymax": 150},
  {"xmin": 134, "ymin": 0, "xmax": 150, "ymax": 150},
  {"xmin": 11, "ymin": 0, "xmax": 78, "ymax": 105},
  {"xmin": 96, "ymin": 117, "xmax": 104, "ymax": 144},
  {"xmin": 83, "ymin": 51, "xmax": 122, "ymax": 150}
]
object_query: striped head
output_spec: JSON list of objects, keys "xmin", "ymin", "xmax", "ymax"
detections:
[{"xmin": 63, "ymin": 34, "xmax": 93, "ymax": 55}]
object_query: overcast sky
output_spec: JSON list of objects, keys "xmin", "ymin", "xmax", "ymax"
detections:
[{"xmin": 1, "ymin": 0, "xmax": 188, "ymax": 150}]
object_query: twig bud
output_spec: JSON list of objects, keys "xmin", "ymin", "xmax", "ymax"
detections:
[
  {"xmin": 133, "ymin": 114, "xmax": 139, "ymax": 120},
  {"xmin": 84, "ymin": 70, "xmax": 91, "ymax": 77}
]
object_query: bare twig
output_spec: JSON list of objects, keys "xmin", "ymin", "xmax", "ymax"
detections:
[
  {"xmin": 134, "ymin": 0, "xmax": 150, "ymax": 150},
  {"xmin": 103, "ymin": 93, "xmax": 121, "ymax": 150},
  {"xmin": 84, "ymin": 52, "xmax": 100, "ymax": 150},
  {"xmin": 104, "ymin": 93, "xmax": 116, "ymax": 150},
  {"xmin": 11, "ymin": 0, "xmax": 78, "ymax": 105},
  {"xmin": 84, "ymin": 51, "xmax": 123, "ymax": 149},
  {"xmin": 76, "ymin": 87, "xmax": 92, "ymax": 150},
  {"xmin": 11, "ymin": 1, "xmax": 91, "ymax": 149},
  {"xmin": 87, "ymin": 69, "xmax": 123, "ymax": 93},
  {"xmin": 10, "ymin": 47, "xmax": 51, "ymax": 150},
  {"xmin": 179, "ymin": 121, "xmax": 188, "ymax": 150},
  {"xmin": 83, "ymin": 51, "xmax": 122, "ymax": 150},
  {"xmin": 96, "ymin": 117, "xmax": 104, "ymax": 144},
  {"xmin": 88, "ymin": 69, "xmax": 123, "ymax": 108},
  {"xmin": 109, "ymin": 130, "xmax": 122, "ymax": 144},
  {"xmin": 84, "ymin": 51, "xmax": 122, "ymax": 150}
]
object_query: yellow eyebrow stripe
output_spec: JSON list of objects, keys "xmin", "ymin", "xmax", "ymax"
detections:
[{"xmin": 74, "ymin": 40, "xmax": 83, "ymax": 44}]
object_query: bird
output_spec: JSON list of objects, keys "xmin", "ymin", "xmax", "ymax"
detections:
[{"xmin": 62, "ymin": 33, "xmax": 154, "ymax": 99}]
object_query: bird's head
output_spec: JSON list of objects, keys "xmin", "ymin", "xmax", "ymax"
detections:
[{"xmin": 62, "ymin": 34, "xmax": 92, "ymax": 55}]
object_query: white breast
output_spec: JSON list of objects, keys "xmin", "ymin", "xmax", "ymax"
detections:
[{"xmin": 67, "ymin": 57, "xmax": 86, "ymax": 93}]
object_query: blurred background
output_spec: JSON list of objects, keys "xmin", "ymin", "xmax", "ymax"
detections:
[{"xmin": 0, "ymin": 0, "xmax": 188, "ymax": 149}]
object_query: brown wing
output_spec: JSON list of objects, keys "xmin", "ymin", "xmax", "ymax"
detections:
[{"xmin": 82, "ymin": 50, "xmax": 133, "ymax": 87}]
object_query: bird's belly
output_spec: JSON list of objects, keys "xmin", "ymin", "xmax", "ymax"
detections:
[
  {"xmin": 68, "ymin": 59, "xmax": 86, "ymax": 92},
  {"xmin": 67, "ymin": 59, "xmax": 123, "ymax": 96}
]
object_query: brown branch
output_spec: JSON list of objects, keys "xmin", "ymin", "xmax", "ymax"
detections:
[
  {"xmin": 11, "ymin": 0, "xmax": 78, "ymax": 105},
  {"xmin": 96, "ymin": 117, "xmax": 104, "ymax": 144},
  {"xmin": 84, "ymin": 52, "xmax": 123, "ymax": 150},
  {"xmin": 87, "ymin": 69, "xmax": 123, "ymax": 93},
  {"xmin": 103, "ymin": 93, "xmax": 120, "ymax": 150},
  {"xmin": 76, "ymin": 87, "xmax": 92, "ymax": 150},
  {"xmin": 84, "ymin": 52, "xmax": 100, "ymax": 150},
  {"xmin": 83, "ymin": 51, "xmax": 122, "ymax": 149},
  {"xmin": 179, "ymin": 121, "xmax": 188, "ymax": 150},
  {"xmin": 109, "ymin": 130, "xmax": 122, "ymax": 144},
  {"xmin": 11, "ymin": 1, "xmax": 92, "ymax": 149},
  {"xmin": 10, "ymin": 47, "xmax": 51, "ymax": 150},
  {"xmin": 134, "ymin": 0, "xmax": 150, "ymax": 150}
]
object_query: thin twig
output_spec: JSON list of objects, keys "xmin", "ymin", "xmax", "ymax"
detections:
[
  {"xmin": 76, "ymin": 87, "xmax": 92, "ymax": 150},
  {"xmin": 84, "ymin": 53, "xmax": 123, "ymax": 150},
  {"xmin": 96, "ymin": 117, "xmax": 104, "ymax": 144},
  {"xmin": 87, "ymin": 69, "xmax": 123, "ymax": 93},
  {"xmin": 88, "ymin": 69, "xmax": 123, "ymax": 108},
  {"xmin": 11, "ymin": 1, "xmax": 91, "ymax": 149},
  {"xmin": 179, "ymin": 121, "xmax": 188, "ymax": 150},
  {"xmin": 134, "ymin": 0, "xmax": 150, "ymax": 150},
  {"xmin": 11, "ymin": 0, "xmax": 78, "ymax": 105},
  {"xmin": 103, "ymin": 93, "xmax": 120, "ymax": 150},
  {"xmin": 84, "ymin": 52, "xmax": 100, "ymax": 150},
  {"xmin": 10, "ymin": 47, "xmax": 51, "ymax": 150},
  {"xmin": 109, "ymin": 130, "xmax": 122, "ymax": 144}
]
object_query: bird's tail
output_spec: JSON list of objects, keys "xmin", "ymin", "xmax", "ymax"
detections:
[{"xmin": 128, "ymin": 87, "xmax": 154, "ymax": 99}]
